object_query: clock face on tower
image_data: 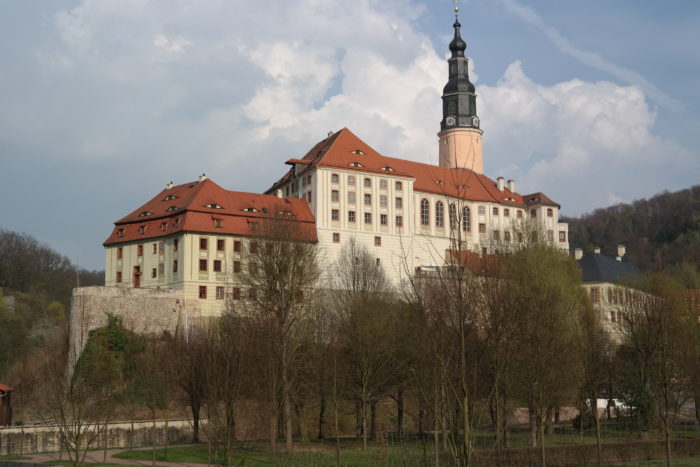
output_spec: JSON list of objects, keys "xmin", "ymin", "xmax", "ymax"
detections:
[{"xmin": 446, "ymin": 116, "xmax": 456, "ymax": 126}]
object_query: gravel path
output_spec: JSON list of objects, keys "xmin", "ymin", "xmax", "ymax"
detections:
[{"xmin": 21, "ymin": 447, "xmax": 210, "ymax": 467}]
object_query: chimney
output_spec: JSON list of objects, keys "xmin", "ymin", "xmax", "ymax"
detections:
[
  {"xmin": 276, "ymin": 189, "xmax": 283, "ymax": 198},
  {"xmin": 617, "ymin": 244, "xmax": 626, "ymax": 258},
  {"xmin": 593, "ymin": 247, "xmax": 601, "ymax": 254},
  {"xmin": 507, "ymin": 179, "xmax": 516, "ymax": 193},
  {"xmin": 166, "ymin": 181, "xmax": 174, "ymax": 189},
  {"xmin": 497, "ymin": 177, "xmax": 505, "ymax": 192},
  {"xmin": 199, "ymin": 173, "xmax": 207, "ymax": 182},
  {"xmin": 574, "ymin": 248, "xmax": 583, "ymax": 261}
]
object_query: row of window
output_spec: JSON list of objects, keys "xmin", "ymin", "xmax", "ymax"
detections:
[
  {"xmin": 331, "ymin": 191, "xmax": 403, "ymax": 209},
  {"xmin": 198, "ymin": 285, "xmax": 256, "ymax": 300},
  {"xmin": 330, "ymin": 173, "xmax": 403, "ymax": 191},
  {"xmin": 117, "ymin": 237, "xmax": 261, "ymax": 260},
  {"xmin": 331, "ymin": 209, "xmax": 403, "ymax": 227},
  {"xmin": 116, "ymin": 218, "xmax": 183, "ymax": 238},
  {"xmin": 332, "ymin": 233, "xmax": 382, "ymax": 246},
  {"xmin": 198, "ymin": 259, "xmax": 256, "ymax": 274}
]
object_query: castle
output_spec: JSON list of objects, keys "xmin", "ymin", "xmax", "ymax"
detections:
[{"xmin": 102, "ymin": 14, "xmax": 568, "ymax": 316}]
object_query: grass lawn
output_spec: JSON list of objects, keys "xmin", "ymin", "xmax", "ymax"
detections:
[
  {"xmin": 0, "ymin": 454, "xmax": 31, "ymax": 460},
  {"xmin": 611, "ymin": 460, "xmax": 700, "ymax": 466},
  {"xmin": 44, "ymin": 463, "xmax": 163, "ymax": 467}
]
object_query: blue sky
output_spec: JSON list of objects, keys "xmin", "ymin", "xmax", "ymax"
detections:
[{"xmin": 0, "ymin": 0, "xmax": 698, "ymax": 270}]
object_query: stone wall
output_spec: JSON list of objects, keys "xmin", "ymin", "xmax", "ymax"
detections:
[
  {"xmin": 68, "ymin": 286, "xmax": 202, "ymax": 369},
  {"xmin": 0, "ymin": 419, "xmax": 193, "ymax": 455}
]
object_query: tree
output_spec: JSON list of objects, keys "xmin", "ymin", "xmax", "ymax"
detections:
[
  {"xmin": 331, "ymin": 238, "xmax": 397, "ymax": 449},
  {"xmin": 238, "ymin": 212, "xmax": 320, "ymax": 455},
  {"xmin": 618, "ymin": 273, "xmax": 698, "ymax": 466}
]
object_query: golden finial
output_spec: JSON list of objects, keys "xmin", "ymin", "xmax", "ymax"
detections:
[{"xmin": 453, "ymin": 0, "xmax": 460, "ymax": 17}]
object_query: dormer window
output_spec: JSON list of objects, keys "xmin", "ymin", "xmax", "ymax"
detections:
[
  {"xmin": 213, "ymin": 218, "xmax": 223, "ymax": 228},
  {"xmin": 458, "ymin": 184, "xmax": 469, "ymax": 189},
  {"xmin": 435, "ymin": 180, "xmax": 444, "ymax": 185},
  {"xmin": 138, "ymin": 211, "xmax": 153, "ymax": 217},
  {"xmin": 505, "ymin": 197, "xmax": 516, "ymax": 202},
  {"xmin": 166, "ymin": 206, "xmax": 179, "ymax": 212},
  {"xmin": 164, "ymin": 195, "xmax": 177, "ymax": 201},
  {"xmin": 137, "ymin": 225, "xmax": 146, "ymax": 235},
  {"xmin": 351, "ymin": 149, "xmax": 365, "ymax": 155},
  {"xmin": 277, "ymin": 210, "xmax": 293, "ymax": 216},
  {"xmin": 160, "ymin": 222, "xmax": 168, "ymax": 232},
  {"xmin": 205, "ymin": 203, "xmax": 224, "ymax": 209},
  {"xmin": 242, "ymin": 207, "xmax": 259, "ymax": 213},
  {"xmin": 116, "ymin": 228, "xmax": 125, "ymax": 238},
  {"xmin": 350, "ymin": 162, "xmax": 364, "ymax": 168},
  {"xmin": 173, "ymin": 217, "xmax": 181, "ymax": 228},
  {"xmin": 381, "ymin": 167, "xmax": 394, "ymax": 172}
]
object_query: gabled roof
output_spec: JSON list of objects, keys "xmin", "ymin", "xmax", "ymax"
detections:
[
  {"xmin": 0, "ymin": 383, "xmax": 12, "ymax": 392},
  {"xmin": 268, "ymin": 128, "xmax": 559, "ymax": 208},
  {"xmin": 104, "ymin": 179, "xmax": 317, "ymax": 246},
  {"xmin": 577, "ymin": 252, "xmax": 641, "ymax": 283}
]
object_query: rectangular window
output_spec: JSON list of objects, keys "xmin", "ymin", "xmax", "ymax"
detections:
[
  {"xmin": 199, "ymin": 286, "xmax": 207, "ymax": 299},
  {"xmin": 395, "ymin": 181, "xmax": 402, "ymax": 191},
  {"xmin": 348, "ymin": 191, "xmax": 356, "ymax": 204},
  {"xmin": 173, "ymin": 260, "xmax": 178, "ymax": 273},
  {"xmin": 493, "ymin": 230, "xmax": 500, "ymax": 241},
  {"xmin": 159, "ymin": 241, "xmax": 165, "ymax": 254},
  {"xmin": 374, "ymin": 236, "xmax": 381, "ymax": 246},
  {"xmin": 348, "ymin": 175, "xmax": 356, "ymax": 185},
  {"xmin": 214, "ymin": 218, "xmax": 223, "ymax": 228},
  {"xmin": 517, "ymin": 210, "xmax": 523, "ymax": 219},
  {"xmin": 116, "ymin": 271, "xmax": 122, "ymax": 283},
  {"xmin": 380, "ymin": 195, "xmax": 387, "ymax": 207},
  {"xmin": 138, "ymin": 225, "xmax": 146, "ymax": 235},
  {"xmin": 504, "ymin": 208, "xmax": 510, "ymax": 217},
  {"xmin": 348, "ymin": 211, "xmax": 356, "ymax": 222},
  {"xmin": 590, "ymin": 287, "xmax": 600, "ymax": 303},
  {"xmin": 250, "ymin": 241, "xmax": 258, "ymax": 254},
  {"xmin": 395, "ymin": 197, "xmax": 403, "ymax": 209},
  {"xmin": 216, "ymin": 286, "xmax": 225, "ymax": 300},
  {"xmin": 307, "ymin": 191, "xmax": 312, "ymax": 202},
  {"xmin": 531, "ymin": 209, "xmax": 537, "ymax": 219},
  {"xmin": 331, "ymin": 209, "xmax": 339, "ymax": 221},
  {"xmin": 117, "ymin": 228, "xmax": 125, "ymax": 238},
  {"xmin": 199, "ymin": 259, "xmax": 208, "ymax": 272},
  {"xmin": 301, "ymin": 177, "xmax": 307, "ymax": 188},
  {"xmin": 331, "ymin": 173, "xmax": 339, "ymax": 183},
  {"xmin": 174, "ymin": 238, "xmax": 179, "ymax": 251},
  {"xmin": 173, "ymin": 218, "xmax": 181, "ymax": 228},
  {"xmin": 234, "ymin": 240, "xmax": 242, "ymax": 252},
  {"xmin": 151, "ymin": 268, "xmax": 157, "ymax": 279},
  {"xmin": 152, "ymin": 243, "xmax": 157, "ymax": 254},
  {"xmin": 364, "ymin": 213, "xmax": 372, "ymax": 224},
  {"xmin": 504, "ymin": 231, "xmax": 511, "ymax": 242},
  {"xmin": 200, "ymin": 238, "xmax": 208, "ymax": 250},
  {"xmin": 117, "ymin": 247, "xmax": 123, "ymax": 259},
  {"xmin": 364, "ymin": 178, "xmax": 371, "ymax": 188},
  {"xmin": 137, "ymin": 244, "xmax": 143, "ymax": 257},
  {"xmin": 493, "ymin": 207, "xmax": 499, "ymax": 216},
  {"xmin": 217, "ymin": 239, "xmax": 225, "ymax": 251},
  {"xmin": 559, "ymin": 231, "xmax": 566, "ymax": 242},
  {"xmin": 547, "ymin": 208, "xmax": 554, "ymax": 217},
  {"xmin": 249, "ymin": 262, "xmax": 258, "ymax": 274},
  {"xmin": 364, "ymin": 193, "xmax": 372, "ymax": 206},
  {"xmin": 213, "ymin": 260, "xmax": 222, "ymax": 272},
  {"xmin": 333, "ymin": 232, "xmax": 340, "ymax": 243},
  {"xmin": 233, "ymin": 287, "xmax": 241, "ymax": 300},
  {"xmin": 380, "ymin": 214, "xmax": 388, "ymax": 225},
  {"xmin": 547, "ymin": 230, "xmax": 554, "ymax": 242},
  {"xmin": 379, "ymin": 179, "xmax": 388, "ymax": 189},
  {"xmin": 158, "ymin": 263, "xmax": 164, "ymax": 276},
  {"xmin": 478, "ymin": 206, "xmax": 485, "ymax": 215},
  {"xmin": 395, "ymin": 215, "xmax": 403, "ymax": 227},
  {"xmin": 160, "ymin": 222, "xmax": 168, "ymax": 232},
  {"xmin": 331, "ymin": 190, "xmax": 339, "ymax": 202},
  {"xmin": 478, "ymin": 223, "xmax": 486, "ymax": 233}
]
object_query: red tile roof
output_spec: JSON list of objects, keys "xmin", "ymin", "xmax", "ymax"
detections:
[
  {"xmin": 0, "ymin": 383, "xmax": 12, "ymax": 392},
  {"xmin": 105, "ymin": 179, "xmax": 317, "ymax": 246},
  {"xmin": 268, "ymin": 128, "xmax": 559, "ymax": 208}
]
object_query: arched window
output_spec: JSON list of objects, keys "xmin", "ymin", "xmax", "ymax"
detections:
[
  {"xmin": 462, "ymin": 207, "xmax": 471, "ymax": 232},
  {"xmin": 420, "ymin": 199, "xmax": 430, "ymax": 226},
  {"xmin": 449, "ymin": 203, "xmax": 457, "ymax": 229},
  {"xmin": 435, "ymin": 201, "xmax": 444, "ymax": 227}
]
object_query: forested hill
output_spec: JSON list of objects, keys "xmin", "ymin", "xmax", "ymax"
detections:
[
  {"xmin": 563, "ymin": 185, "xmax": 700, "ymax": 272},
  {"xmin": 0, "ymin": 229, "xmax": 103, "ymax": 305}
]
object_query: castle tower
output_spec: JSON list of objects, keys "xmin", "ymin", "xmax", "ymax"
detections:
[{"xmin": 438, "ymin": 10, "xmax": 483, "ymax": 173}]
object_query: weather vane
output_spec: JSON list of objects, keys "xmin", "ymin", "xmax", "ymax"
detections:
[{"xmin": 453, "ymin": 0, "xmax": 460, "ymax": 19}]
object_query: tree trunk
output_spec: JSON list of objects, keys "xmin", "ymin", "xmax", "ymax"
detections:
[
  {"xmin": 362, "ymin": 396, "xmax": 368, "ymax": 449},
  {"xmin": 370, "ymin": 401, "xmax": 377, "ymax": 441},
  {"xmin": 695, "ymin": 393, "xmax": 700, "ymax": 427},
  {"xmin": 397, "ymin": 389, "xmax": 405, "ymax": 437},
  {"xmin": 529, "ymin": 410, "xmax": 537, "ymax": 448},
  {"xmin": 665, "ymin": 421, "xmax": 672, "ymax": 467},
  {"xmin": 191, "ymin": 399, "xmax": 201, "ymax": 443},
  {"xmin": 152, "ymin": 415, "xmax": 157, "ymax": 467},
  {"xmin": 318, "ymin": 395, "xmax": 326, "ymax": 439},
  {"xmin": 164, "ymin": 413, "xmax": 169, "ymax": 459},
  {"xmin": 538, "ymin": 413, "xmax": 546, "ymax": 467},
  {"xmin": 355, "ymin": 399, "xmax": 362, "ymax": 440},
  {"xmin": 594, "ymin": 406, "xmax": 602, "ymax": 467},
  {"xmin": 282, "ymin": 351, "xmax": 293, "ymax": 452}
]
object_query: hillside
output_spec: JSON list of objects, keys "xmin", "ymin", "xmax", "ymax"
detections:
[
  {"xmin": 0, "ymin": 228, "xmax": 103, "ymax": 375},
  {"xmin": 564, "ymin": 185, "xmax": 700, "ymax": 272}
]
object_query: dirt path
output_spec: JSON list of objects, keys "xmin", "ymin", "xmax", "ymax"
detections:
[{"xmin": 22, "ymin": 447, "xmax": 210, "ymax": 467}]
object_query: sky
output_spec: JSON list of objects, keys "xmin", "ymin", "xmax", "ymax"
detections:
[{"xmin": 1, "ymin": 0, "xmax": 699, "ymax": 270}]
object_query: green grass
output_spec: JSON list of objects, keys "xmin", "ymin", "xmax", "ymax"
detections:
[
  {"xmin": 611, "ymin": 459, "xmax": 700, "ymax": 466},
  {"xmin": 44, "ymin": 463, "xmax": 163, "ymax": 467},
  {"xmin": 0, "ymin": 454, "xmax": 31, "ymax": 460}
]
